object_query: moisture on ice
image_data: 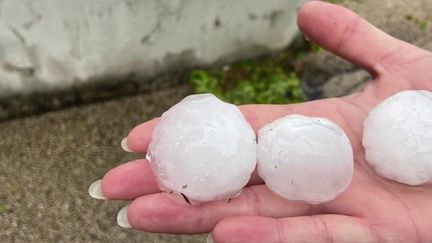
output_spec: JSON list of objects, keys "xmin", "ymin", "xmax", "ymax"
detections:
[
  {"xmin": 257, "ymin": 115, "xmax": 354, "ymax": 203},
  {"xmin": 363, "ymin": 90, "xmax": 432, "ymax": 186},
  {"xmin": 147, "ymin": 93, "xmax": 257, "ymax": 202}
]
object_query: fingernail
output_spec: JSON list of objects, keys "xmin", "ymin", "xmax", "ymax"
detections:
[
  {"xmin": 88, "ymin": 180, "xmax": 107, "ymax": 200},
  {"xmin": 121, "ymin": 137, "xmax": 132, "ymax": 152},
  {"xmin": 206, "ymin": 233, "xmax": 214, "ymax": 243},
  {"xmin": 117, "ymin": 205, "xmax": 132, "ymax": 228}
]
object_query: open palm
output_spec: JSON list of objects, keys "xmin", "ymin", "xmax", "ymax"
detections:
[{"xmin": 97, "ymin": 2, "xmax": 432, "ymax": 242}]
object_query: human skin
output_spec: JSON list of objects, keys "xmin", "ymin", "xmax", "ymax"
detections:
[{"xmin": 96, "ymin": 1, "xmax": 432, "ymax": 242}]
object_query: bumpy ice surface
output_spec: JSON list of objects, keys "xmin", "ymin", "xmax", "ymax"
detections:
[
  {"xmin": 147, "ymin": 93, "xmax": 257, "ymax": 202},
  {"xmin": 258, "ymin": 115, "xmax": 353, "ymax": 203},
  {"xmin": 363, "ymin": 90, "xmax": 432, "ymax": 185}
]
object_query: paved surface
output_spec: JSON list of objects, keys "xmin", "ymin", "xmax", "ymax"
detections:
[
  {"xmin": 0, "ymin": 85, "xmax": 206, "ymax": 242},
  {"xmin": 1, "ymin": 0, "xmax": 432, "ymax": 242}
]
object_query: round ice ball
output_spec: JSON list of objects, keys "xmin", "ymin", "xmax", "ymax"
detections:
[
  {"xmin": 147, "ymin": 93, "xmax": 257, "ymax": 202},
  {"xmin": 363, "ymin": 90, "xmax": 432, "ymax": 186},
  {"xmin": 257, "ymin": 115, "xmax": 353, "ymax": 204}
]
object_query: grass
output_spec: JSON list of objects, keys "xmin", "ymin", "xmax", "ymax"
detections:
[
  {"xmin": 187, "ymin": 36, "xmax": 326, "ymax": 105},
  {"xmin": 189, "ymin": 60, "xmax": 305, "ymax": 105}
]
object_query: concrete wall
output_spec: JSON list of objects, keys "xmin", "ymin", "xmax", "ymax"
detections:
[{"xmin": 0, "ymin": 0, "xmax": 307, "ymax": 97}]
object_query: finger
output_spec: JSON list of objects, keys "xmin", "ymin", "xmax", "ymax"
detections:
[
  {"xmin": 125, "ymin": 118, "xmax": 159, "ymax": 153},
  {"xmin": 126, "ymin": 185, "xmax": 313, "ymax": 234},
  {"xmin": 297, "ymin": 1, "xmax": 417, "ymax": 76},
  {"xmin": 211, "ymin": 215, "xmax": 378, "ymax": 243},
  {"xmin": 101, "ymin": 159, "xmax": 159, "ymax": 199},
  {"xmin": 101, "ymin": 159, "xmax": 264, "ymax": 200}
]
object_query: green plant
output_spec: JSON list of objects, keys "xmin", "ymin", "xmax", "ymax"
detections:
[
  {"xmin": 405, "ymin": 14, "xmax": 429, "ymax": 31},
  {"xmin": 189, "ymin": 59, "xmax": 305, "ymax": 105},
  {"xmin": 0, "ymin": 202, "xmax": 5, "ymax": 214}
]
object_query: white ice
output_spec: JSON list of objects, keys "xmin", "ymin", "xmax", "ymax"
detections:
[
  {"xmin": 363, "ymin": 90, "xmax": 432, "ymax": 186},
  {"xmin": 257, "ymin": 115, "xmax": 353, "ymax": 204},
  {"xmin": 147, "ymin": 93, "xmax": 257, "ymax": 202}
]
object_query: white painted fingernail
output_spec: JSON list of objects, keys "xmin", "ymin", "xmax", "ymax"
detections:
[
  {"xmin": 88, "ymin": 180, "xmax": 107, "ymax": 200},
  {"xmin": 117, "ymin": 205, "xmax": 132, "ymax": 228},
  {"xmin": 206, "ymin": 233, "xmax": 214, "ymax": 243},
  {"xmin": 121, "ymin": 137, "xmax": 132, "ymax": 152}
]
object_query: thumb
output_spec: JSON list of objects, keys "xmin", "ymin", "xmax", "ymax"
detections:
[{"xmin": 297, "ymin": 1, "xmax": 417, "ymax": 76}]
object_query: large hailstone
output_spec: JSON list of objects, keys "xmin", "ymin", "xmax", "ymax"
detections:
[
  {"xmin": 147, "ymin": 93, "xmax": 257, "ymax": 202},
  {"xmin": 363, "ymin": 90, "xmax": 432, "ymax": 186},
  {"xmin": 257, "ymin": 115, "xmax": 353, "ymax": 204}
]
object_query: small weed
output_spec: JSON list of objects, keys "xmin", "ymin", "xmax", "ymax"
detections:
[
  {"xmin": 405, "ymin": 14, "xmax": 429, "ymax": 31},
  {"xmin": 0, "ymin": 202, "xmax": 5, "ymax": 214}
]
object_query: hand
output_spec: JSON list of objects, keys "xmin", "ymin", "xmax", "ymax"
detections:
[{"xmin": 92, "ymin": 2, "xmax": 432, "ymax": 242}]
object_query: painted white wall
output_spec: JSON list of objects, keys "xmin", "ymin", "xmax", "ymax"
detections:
[{"xmin": 0, "ymin": 0, "xmax": 307, "ymax": 97}]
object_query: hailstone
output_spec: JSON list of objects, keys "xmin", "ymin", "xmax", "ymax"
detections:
[
  {"xmin": 363, "ymin": 90, "xmax": 432, "ymax": 186},
  {"xmin": 257, "ymin": 115, "xmax": 353, "ymax": 204},
  {"xmin": 147, "ymin": 93, "xmax": 257, "ymax": 202}
]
